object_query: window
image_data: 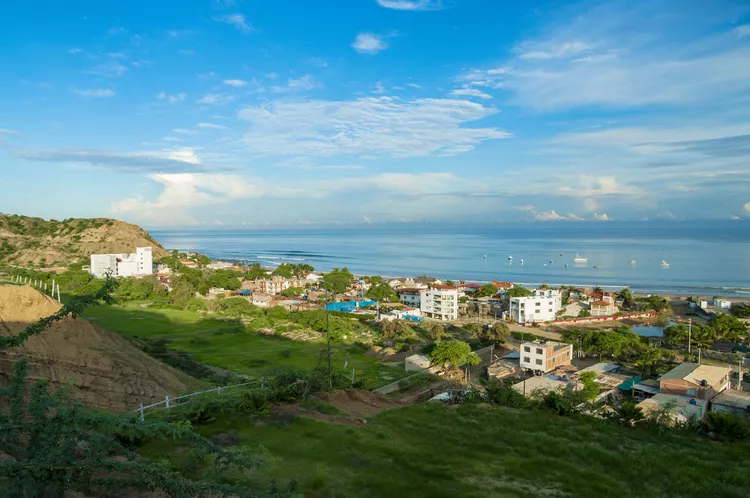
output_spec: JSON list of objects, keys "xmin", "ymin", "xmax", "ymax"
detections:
[
  {"xmin": 535, "ymin": 302, "xmax": 541, "ymax": 306},
  {"xmin": 523, "ymin": 357, "xmax": 530, "ymax": 363},
  {"xmin": 536, "ymin": 348, "xmax": 543, "ymax": 355},
  {"xmin": 535, "ymin": 359, "xmax": 543, "ymax": 365},
  {"xmin": 549, "ymin": 308, "xmax": 553, "ymax": 313},
  {"xmin": 524, "ymin": 346, "xmax": 530, "ymax": 352},
  {"xmin": 535, "ymin": 309, "xmax": 540, "ymax": 314}
]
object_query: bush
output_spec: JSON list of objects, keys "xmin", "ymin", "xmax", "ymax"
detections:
[
  {"xmin": 484, "ymin": 380, "xmax": 527, "ymax": 408},
  {"xmin": 535, "ymin": 388, "xmax": 587, "ymax": 416},
  {"xmin": 704, "ymin": 412, "xmax": 748, "ymax": 442}
]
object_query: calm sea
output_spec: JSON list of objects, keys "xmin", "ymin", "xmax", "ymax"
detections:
[{"xmin": 150, "ymin": 221, "xmax": 750, "ymax": 296}]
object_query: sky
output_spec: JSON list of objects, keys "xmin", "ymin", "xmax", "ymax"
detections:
[{"xmin": 1, "ymin": 0, "xmax": 750, "ymax": 227}]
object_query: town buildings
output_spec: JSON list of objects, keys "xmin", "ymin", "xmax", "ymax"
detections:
[
  {"xmin": 90, "ymin": 247, "xmax": 153, "ymax": 278},
  {"xmin": 419, "ymin": 285, "xmax": 459, "ymax": 320},
  {"xmin": 398, "ymin": 288, "xmax": 422, "ymax": 307},
  {"xmin": 519, "ymin": 341, "xmax": 573, "ymax": 373},
  {"xmin": 508, "ymin": 288, "xmax": 562, "ymax": 324},
  {"xmin": 590, "ymin": 298, "xmax": 617, "ymax": 317},
  {"xmin": 657, "ymin": 362, "xmax": 730, "ymax": 401}
]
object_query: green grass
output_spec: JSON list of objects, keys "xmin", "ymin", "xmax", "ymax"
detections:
[
  {"xmin": 82, "ymin": 302, "xmax": 409, "ymax": 388},
  {"xmin": 142, "ymin": 403, "xmax": 750, "ymax": 498}
]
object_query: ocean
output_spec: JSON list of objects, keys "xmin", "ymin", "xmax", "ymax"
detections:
[{"xmin": 150, "ymin": 221, "xmax": 750, "ymax": 296}]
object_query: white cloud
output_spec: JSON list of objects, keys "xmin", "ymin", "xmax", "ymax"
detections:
[
  {"xmin": 197, "ymin": 71, "xmax": 217, "ymax": 79},
  {"xmin": 518, "ymin": 41, "xmax": 592, "ymax": 60},
  {"xmin": 198, "ymin": 122, "xmax": 228, "ymax": 130},
  {"xmin": 83, "ymin": 60, "xmax": 128, "ymax": 78},
  {"xmin": 16, "ymin": 147, "xmax": 204, "ymax": 173},
  {"xmin": 734, "ymin": 25, "xmax": 750, "ymax": 38},
  {"xmin": 238, "ymin": 96, "xmax": 509, "ymax": 158},
  {"xmin": 376, "ymin": 0, "xmax": 442, "ymax": 10},
  {"xmin": 198, "ymin": 92, "xmax": 235, "ymax": 105},
  {"xmin": 270, "ymin": 75, "xmax": 319, "ymax": 93},
  {"xmin": 223, "ymin": 79, "xmax": 248, "ymax": 87},
  {"xmin": 304, "ymin": 57, "xmax": 328, "ymax": 68},
  {"xmin": 213, "ymin": 14, "xmax": 254, "ymax": 33},
  {"xmin": 515, "ymin": 205, "xmax": 535, "ymax": 212},
  {"xmin": 744, "ymin": 202, "xmax": 750, "ymax": 215},
  {"xmin": 178, "ymin": 49, "xmax": 195, "ymax": 55},
  {"xmin": 593, "ymin": 212, "xmax": 611, "ymax": 221},
  {"xmin": 450, "ymin": 88, "xmax": 492, "ymax": 99},
  {"xmin": 372, "ymin": 81, "xmax": 386, "ymax": 94},
  {"xmin": 558, "ymin": 176, "xmax": 637, "ymax": 198},
  {"xmin": 68, "ymin": 48, "xmax": 83, "ymax": 54},
  {"xmin": 406, "ymin": 83, "xmax": 421, "ymax": 89},
  {"xmin": 173, "ymin": 128, "xmax": 202, "ymax": 135},
  {"xmin": 162, "ymin": 137, "xmax": 182, "ymax": 142},
  {"xmin": 352, "ymin": 33, "xmax": 389, "ymax": 55},
  {"xmin": 731, "ymin": 214, "xmax": 741, "ymax": 220},
  {"xmin": 567, "ymin": 213, "xmax": 584, "ymax": 221},
  {"xmin": 157, "ymin": 92, "xmax": 187, "ymax": 103},
  {"xmin": 0, "ymin": 129, "xmax": 19, "ymax": 135},
  {"xmin": 72, "ymin": 88, "xmax": 115, "ymax": 98},
  {"xmin": 534, "ymin": 210, "xmax": 567, "ymax": 221}
]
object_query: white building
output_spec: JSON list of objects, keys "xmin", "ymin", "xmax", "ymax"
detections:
[
  {"xmin": 508, "ymin": 288, "xmax": 562, "ymax": 324},
  {"xmin": 398, "ymin": 288, "xmax": 422, "ymax": 307},
  {"xmin": 420, "ymin": 285, "xmax": 459, "ymax": 321},
  {"xmin": 519, "ymin": 341, "xmax": 573, "ymax": 373},
  {"xmin": 90, "ymin": 247, "xmax": 153, "ymax": 278},
  {"xmin": 714, "ymin": 298, "xmax": 731, "ymax": 309}
]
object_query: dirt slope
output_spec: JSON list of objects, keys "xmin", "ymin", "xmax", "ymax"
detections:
[
  {"xmin": 0, "ymin": 285, "xmax": 188, "ymax": 412},
  {"xmin": 0, "ymin": 214, "xmax": 169, "ymax": 266}
]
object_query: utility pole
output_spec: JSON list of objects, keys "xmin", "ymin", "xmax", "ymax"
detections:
[
  {"xmin": 688, "ymin": 318, "xmax": 692, "ymax": 356},
  {"xmin": 325, "ymin": 298, "xmax": 332, "ymax": 389},
  {"xmin": 738, "ymin": 356, "xmax": 744, "ymax": 390}
]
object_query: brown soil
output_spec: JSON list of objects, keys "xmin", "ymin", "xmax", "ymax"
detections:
[
  {"xmin": 0, "ymin": 285, "xmax": 189, "ymax": 412},
  {"xmin": 315, "ymin": 389, "xmax": 403, "ymax": 417}
]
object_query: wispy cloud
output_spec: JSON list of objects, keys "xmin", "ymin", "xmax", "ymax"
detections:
[
  {"xmin": 83, "ymin": 60, "xmax": 128, "ymax": 78},
  {"xmin": 157, "ymin": 92, "xmax": 187, "ymax": 103},
  {"xmin": 450, "ymin": 87, "xmax": 492, "ymax": 99},
  {"xmin": 213, "ymin": 14, "xmax": 254, "ymax": 33},
  {"xmin": 304, "ymin": 57, "xmax": 328, "ymax": 68},
  {"xmin": 352, "ymin": 33, "xmax": 389, "ymax": 55},
  {"xmin": 173, "ymin": 128, "xmax": 202, "ymax": 135},
  {"xmin": 269, "ymin": 75, "xmax": 319, "ymax": 93},
  {"xmin": 0, "ymin": 129, "xmax": 19, "ymax": 135},
  {"xmin": 72, "ymin": 88, "xmax": 115, "ymax": 98},
  {"xmin": 68, "ymin": 48, "xmax": 84, "ymax": 54},
  {"xmin": 14, "ymin": 147, "xmax": 206, "ymax": 173},
  {"xmin": 376, "ymin": 0, "xmax": 443, "ymax": 10},
  {"xmin": 734, "ymin": 24, "xmax": 750, "ymax": 38},
  {"xmin": 198, "ymin": 122, "xmax": 228, "ymax": 130},
  {"xmin": 198, "ymin": 92, "xmax": 235, "ymax": 105},
  {"xmin": 223, "ymin": 79, "xmax": 248, "ymax": 87},
  {"xmin": 239, "ymin": 96, "xmax": 509, "ymax": 158}
]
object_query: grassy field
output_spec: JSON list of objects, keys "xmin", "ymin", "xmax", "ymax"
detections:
[
  {"xmin": 142, "ymin": 402, "xmax": 750, "ymax": 498},
  {"xmin": 82, "ymin": 302, "xmax": 410, "ymax": 388}
]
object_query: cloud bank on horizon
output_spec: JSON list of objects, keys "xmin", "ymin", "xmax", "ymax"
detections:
[{"xmin": 1, "ymin": 0, "xmax": 749, "ymax": 226}]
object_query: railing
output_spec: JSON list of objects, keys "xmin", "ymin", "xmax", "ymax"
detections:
[{"xmin": 131, "ymin": 378, "xmax": 265, "ymax": 421}]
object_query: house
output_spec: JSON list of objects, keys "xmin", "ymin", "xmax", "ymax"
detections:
[
  {"xmin": 413, "ymin": 276, "xmax": 443, "ymax": 286},
  {"xmin": 241, "ymin": 279, "xmax": 263, "ymax": 292},
  {"xmin": 710, "ymin": 391, "xmax": 750, "ymax": 414},
  {"xmin": 714, "ymin": 298, "xmax": 731, "ymax": 309},
  {"xmin": 637, "ymin": 393, "xmax": 708, "ymax": 424},
  {"xmin": 206, "ymin": 261, "xmax": 235, "ymax": 270},
  {"xmin": 488, "ymin": 351, "xmax": 521, "ymax": 381},
  {"xmin": 90, "ymin": 247, "xmax": 153, "ymax": 278},
  {"xmin": 262, "ymin": 275, "xmax": 290, "ymax": 294},
  {"xmin": 508, "ymin": 288, "xmax": 562, "ymax": 324},
  {"xmin": 207, "ymin": 287, "xmax": 232, "ymax": 299},
  {"xmin": 389, "ymin": 307, "xmax": 423, "ymax": 321},
  {"xmin": 398, "ymin": 288, "xmax": 423, "ymax": 307},
  {"xmin": 512, "ymin": 375, "xmax": 570, "ymax": 397},
  {"xmin": 590, "ymin": 299, "xmax": 617, "ymax": 317},
  {"xmin": 699, "ymin": 300, "xmax": 709, "ymax": 310},
  {"xmin": 388, "ymin": 279, "xmax": 405, "ymax": 290},
  {"xmin": 519, "ymin": 341, "xmax": 573, "ymax": 373},
  {"xmin": 658, "ymin": 363, "xmax": 730, "ymax": 401},
  {"xmin": 420, "ymin": 285, "xmax": 459, "ymax": 321},
  {"xmin": 304, "ymin": 273, "xmax": 322, "ymax": 284},
  {"xmin": 251, "ymin": 292, "xmax": 272, "ymax": 307},
  {"xmin": 578, "ymin": 362, "xmax": 621, "ymax": 376},
  {"xmin": 180, "ymin": 259, "xmax": 198, "ymax": 269},
  {"xmin": 155, "ymin": 263, "xmax": 172, "ymax": 274},
  {"xmin": 458, "ymin": 282, "xmax": 482, "ymax": 294},
  {"xmin": 492, "ymin": 281, "xmax": 514, "ymax": 291}
]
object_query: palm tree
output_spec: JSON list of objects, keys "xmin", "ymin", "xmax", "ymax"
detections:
[
  {"xmin": 705, "ymin": 412, "xmax": 748, "ymax": 442},
  {"xmin": 614, "ymin": 402, "xmax": 644, "ymax": 427}
]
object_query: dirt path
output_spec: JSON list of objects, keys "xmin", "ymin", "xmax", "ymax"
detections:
[{"xmin": 272, "ymin": 389, "xmax": 405, "ymax": 426}]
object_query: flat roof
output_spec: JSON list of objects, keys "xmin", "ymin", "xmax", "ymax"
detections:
[
  {"xmin": 711, "ymin": 391, "xmax": 750, "ymax": 409},
  {"xmin": 639, "ymin": 393, "xmax": 707, "ymax": 413},
  {"xmin": 660, "ymin": 363, "xmax": 730, "ymax": 386},
  {"xmin": 579, "ymin": 362, "xmax": 620, "ymax": 375},
  {"xmin": 512, "ymin": 376, "xmax": 567, "ymax": 394}
]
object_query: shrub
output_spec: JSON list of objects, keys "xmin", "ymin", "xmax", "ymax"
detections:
[
  {"xmin": 484, "ymin": 380, "xmax": 527, "ymax": 408},
  {"xmin": 704, "ymin": 412, "xmax": 748, "ymax": 442}
]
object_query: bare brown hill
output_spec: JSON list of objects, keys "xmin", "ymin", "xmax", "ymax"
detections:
[
  {"xmin": 0, "ymin": 285, "xmax": 190, "ymax": 412},
  {"xmin": 0, "ymin": 214, "xmax": 169, "ymax": 266}
]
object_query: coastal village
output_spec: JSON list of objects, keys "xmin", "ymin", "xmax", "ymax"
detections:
[
  {"xmin": 2, "ymin": 229, "xmax": 750, "ymax": 496},
  {"xmin": 53, "ymin": 246, "xmax": 747, "ymax": 423}
]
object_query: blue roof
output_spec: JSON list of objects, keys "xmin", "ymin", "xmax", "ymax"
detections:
[{"xmin": 618, "ymin": 376, "xmax": 642, "ymax": 391}]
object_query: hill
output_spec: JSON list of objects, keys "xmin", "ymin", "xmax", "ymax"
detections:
[
  {"xmin": 0, "ymin": 284, "xmax": 191, "ymax": 412},
  {"xmin": 0, "ymin": 214, "xmax": 169, "ymax": 266}
]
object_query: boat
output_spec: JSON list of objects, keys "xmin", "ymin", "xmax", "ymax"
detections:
[
  {"xmin": 628, "ymin": 260, "xmax": 636, "ymax": 264},
  {"xmin": 661, "ymin": 260, "xmax": 670, "ymax": 268},
  {"xmin": 549, "ymin": 260, "xmax": 553, "ymax": 265},
  {"xmin": 520, "ymin": 259, "xmax": 524, "ymax": 266},
  {"xmin": 573, "ymin": 254, "xmax": 588, "ymax": 263},
  {"xmin": 593, "ymin": 265, "xmax": 599, "ymax": 269},
  {"xmin": 564, "ymin": 263, "xmax": 568, "ymax": 267},
  {"xmin": 483, "ymin": 254, "xmax": 487, "ymax": 259}
]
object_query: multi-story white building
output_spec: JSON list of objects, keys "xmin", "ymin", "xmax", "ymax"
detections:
[
  {"xmin": 398, "ymin": 288, "xmax": 422, "ymax": 307},
  {"xmin": 420, "ymin": 285, "xmax": 459, "ymax": 321},
  {"xmin": 508, "ymin": 288, "xmax": 562, "ymax": 324},
  {"xmin": 90, "ymin": 247, "xmax": 153, "ymax": 278},
  {"xmin": 520, "ymin": 341, "xmax": 573, "ymax": 373}
]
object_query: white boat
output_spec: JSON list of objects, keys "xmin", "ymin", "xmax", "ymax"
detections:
[
  {"xmin": 661, "ymin": 260, "xmax": 670, "ymax": 268},
  {"xmin": 483, "ymin": 254, "xmax": 487, "ymax": 259},
  {"xmin": 573, "ymin": 254, "xmax": 588, "ymax": 263},
  {"xmin": 628, "ymin": 260, "xmax": 636, "ymax": 264},
  {"xmin": 520, "ymin": 259, "xmax": 524, "ymax": 266}
]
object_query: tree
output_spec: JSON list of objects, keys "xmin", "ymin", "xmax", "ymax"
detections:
[
  {"xmin": 484, "ymin": 322, "xmax": 510, "ymax": 344},
  {"xmin": 169, "ymin": 277, "xmax": 197, "ymax": 308},
  {"xmin": 321, "ymin": 267, "xmax": 354, "ymax": 294},
  {"xmin": 613, "ymin": 402, "xmax": 644, "ymax": 427},
  {"xmin": 366, "ymin": 282, "xmax": 398, "ymax": 302},
  {"xmin": 381, "ymin": 319, "xmax": 412, "ymax": 340},
  {"xmin": 538, "ymin": 283, "xmax": 550, "ymax": 289},
  {"xmin": 506, "ymin": 286, "xmax": 533, "ymax": 298},
  {"xmin": 618, "ymin": 288, "xmax": 633, "ymax": 301},
  {"xmin": 429, "ymin": 341, "xmax": 479, "ymax": 368},
  {"xmin": 708, "ymin": 314, "xmax": 747, "ymax": 342},
  {"xmin": 476, "ymin": 284, "xmax": 498, "ymax": 298},
  {"xmin": 704, "ymin": 412, "xmax": 747, "ymax": 442},
  {"xmin": 578, "ymin": 309, "xmax": 591, "ymax": 318},
  {"xmin": 281, "ymin": 286, "xmax": 305, "ymax": 297},
  {"xmin": 428, "ymin": 323, "xmax": 444, "ymax": 342},
  {"xmin": 445, "ymin": 280, "xmax": 455, "ymax": 286},
  {"xmin": 579, "ymin": 371, "xmax": 600, "ymax": 400}
]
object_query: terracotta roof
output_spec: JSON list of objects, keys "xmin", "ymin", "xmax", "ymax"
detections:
[
  {"xmin": 463, "ymin": 283, "xmax": 482, "ymax": 289},
  {"xmin": 591, "ymin": 300, "xmax": 612, "ymax": 307},
  {"xmin": 492, "ymin": 280, "xmax": 514, "ymax": 289}
]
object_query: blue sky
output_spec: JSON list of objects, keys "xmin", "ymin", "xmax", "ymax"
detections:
[{"xmin": 2, "ymin": 0, "xmax": 750, "ymax": 227}]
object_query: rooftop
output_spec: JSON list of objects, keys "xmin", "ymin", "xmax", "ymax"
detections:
[
  {"xmin": 660, "ymin": 363, "xmax": 730, "ymax": 386},
  {"xmin": 711, "ymin": 391, "xmax": 750, "ymax": 409},
  {"xmin": 591, "ymin": 300, "xmax": 612, "ymax": 307},
  {"xmin": 512, "ymin": 376, "xmax": 568, "ymax": 394},
  {"xmin": 430, "ymin": 285, "xmax": 457, "ymax": 290},
  {"xmin": 492, "ymin": 281, "xmax": 514, "ymax": 289},
  {"xmin": 579, "ymin": 362, "xmax": 621, "ymax": 375},
  {"xmin": 638, "ymin": 393, "xmax": 708, "ymax": 414}
]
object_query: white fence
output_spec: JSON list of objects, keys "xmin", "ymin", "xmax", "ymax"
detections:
[{"xmin": 132, "ymin": 378, "xmax": 264, "ymax": 421}]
